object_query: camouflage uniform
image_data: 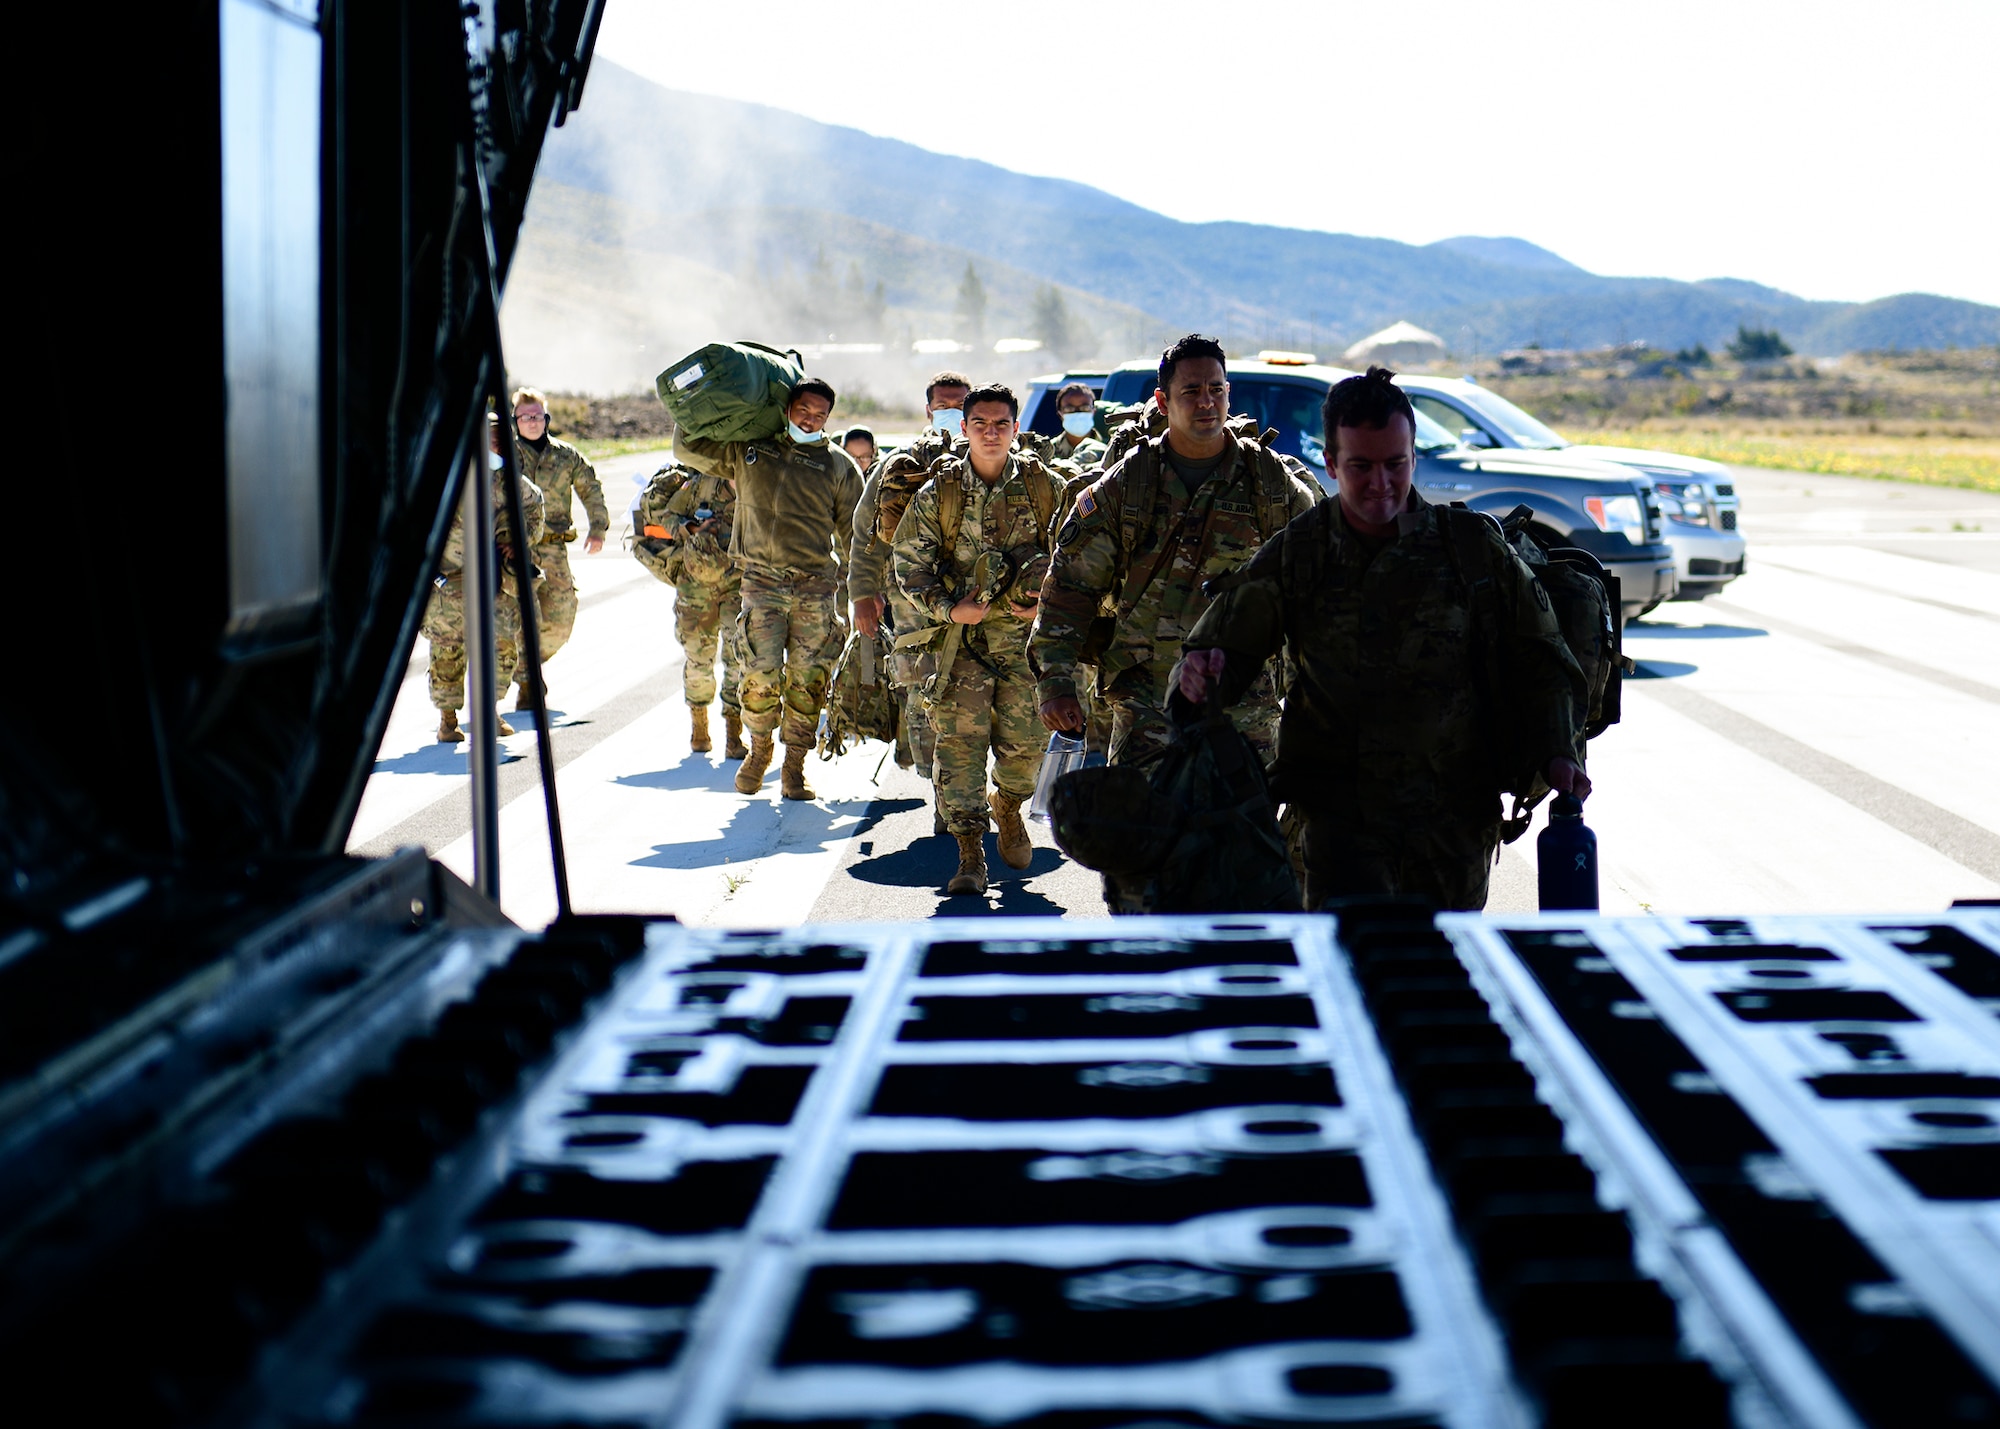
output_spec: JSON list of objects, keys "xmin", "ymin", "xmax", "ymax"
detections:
[
  {"xmin": 513, "ymin": 435, "xmax": 607, "ymax": 683},
  {"xmin": 1050, "ymin": 466, "xmax": 1113, "ymax": 758},
  {"xmin": 634, "ymin": 464, "xmax": 744, "ymax": 711},
  {"xmin": 1184, "ymin": 492, "xmax": 1585, "ymax": 911},
  {"xmin": 865, "ymin": 428, "xmax": 971, "ymax": 771},
  {"xmin": 1051, "ymin": 430, "xmax": 1110, "ymax": 472},
  {"xmin": 1031, "ymin": 428, "xmax": 1319, "ymax": 767},
  {"xmin": 425, "ymin": 468, "xmax": 546, "ymax": 711},
  {"xmin": 851, "ymin": 458, "xmax": 940, "ymax": 776},
  {"xmin": 893, "ymin": 453, "xmax": 1060, "ymax": 836},
  {"xmin": 676, "ymin": 429, "xmax": 863, "ymax": 747}
]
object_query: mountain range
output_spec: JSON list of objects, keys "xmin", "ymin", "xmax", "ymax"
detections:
[{"xmin": 503, "ymin": 59, "xmax": 1997, "ymax": 391}]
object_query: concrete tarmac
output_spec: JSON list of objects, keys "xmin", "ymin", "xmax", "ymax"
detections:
[{"xmin": 351, "ymin": 459, "xmax": 2000, "ymax": 927}]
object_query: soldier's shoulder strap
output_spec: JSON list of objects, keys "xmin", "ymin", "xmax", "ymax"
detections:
[
  {"xmin": 1112, "ymin": 438, "xmax": 1165, "ymax": 564},
  {"xmin": 1014, "ymin": 453, "xmax": 1060, "ymax": 543},
  {"xmin": 934, "ymin": 458, "xmax": 968, "ymax": 552},
  {"xmin": 1239, "ymin": 437, "xmax": 1296, "ymax": 540},
  {"xmin": 1436, "ymin": 502, "xmax": 1507, "ymax": 597}
]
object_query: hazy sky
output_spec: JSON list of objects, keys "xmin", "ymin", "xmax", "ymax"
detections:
[{"xmin": 597, "ymin": 0, "xmax": 1998, "ymax": 307}]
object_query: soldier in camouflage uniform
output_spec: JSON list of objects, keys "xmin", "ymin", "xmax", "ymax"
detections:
[
  {"xmin": 1177, "ymin": 367, "xmax": 1591, "ymax": 911},
  {"xmin": 633, "ymin": 462, "xmax": 748, "ymax": 759},
  {"xmin": 676, "ymin": 376, "xmax": 864, "ymax": 800},
  {"xmin": 426, "ymin": 416, "xmax": 546, "ymax": 741},
  {"xmin": 510, "ymin": 389, "xmax": 609, "ymax": 707},
  {"xmin": 853, "ymin": 373, "xmax": 971, "ymax": 820},
  {"xmin": 1051, "ymin": 381, "xmax": 1110, "ymax": 471},
  {"xmin": 1031, "ymin": 336, "xmax": 1319, "ymax": 773},
  {"xmin": 893, "ymin": 384, "xmax": 1060, "ymax": 895}
]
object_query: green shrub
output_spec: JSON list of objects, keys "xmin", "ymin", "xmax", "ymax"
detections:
[{"xmin": 1727, "ymin": 325, "xmax": 1793, "ymax": 361}]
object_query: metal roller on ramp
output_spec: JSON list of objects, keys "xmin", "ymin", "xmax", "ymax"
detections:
[{"xmin": 16, "ymin": 903, "xmax": 1988, "ymax": 1427}]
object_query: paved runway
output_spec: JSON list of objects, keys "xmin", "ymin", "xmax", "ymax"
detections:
[{"xmin": 349, "ymin": 457, "xmax": 2000, "ymax": 927}]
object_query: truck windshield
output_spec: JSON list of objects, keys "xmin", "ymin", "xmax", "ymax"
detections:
[
  {"xmin": 1453, "ymin": 386, "xmax": 1570, "ymax": 450},
  {"xmin": 1099, "ymin": 373, "xmax": 1463, "ymax": 466}
]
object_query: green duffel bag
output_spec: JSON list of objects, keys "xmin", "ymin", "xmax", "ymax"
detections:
[
  {"xmin": 1047, "ymin": 763, "xmax": 1179, "ymax": 877},
  {"xmin": 654, "ymin": 341, "xmax": 805, "ymax": 444}
]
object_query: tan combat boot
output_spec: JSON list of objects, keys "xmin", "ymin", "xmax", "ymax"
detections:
[
  {"xmin": 947, "ymin": 833, "xmax": 987, "ymax": 896},
  {"xmin": 512, "ymin": 677, "xmax": 540, "ymax": 712},
  {"xmin": 723, "ymin": 709, "xmax": 748, "ymax": 760},
  {"xmin": 495, "ymin": 711, "xmax": 516, "ymax": 737},
  {"xmin": 437, "ymin": 709, "xmax": 465, "ymax": 744},
  {"xmin": 735, "ymin": 732, "xmax": 774, "ymax": 794},
  {"xmin": 689, "ymin": 704, "xmax": 712, "ymax": 754},
  {"xmin": 780, "ymin": 744, "xmax": 816, "ymax": 802},
  {"xmin": 990, "ymin": 789, "xmax": 1033, "ymax": 870}
]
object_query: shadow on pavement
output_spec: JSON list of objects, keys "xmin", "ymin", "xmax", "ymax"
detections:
[
  {"xmin": 372, "ymin": 743, "xmax": 524, "ymax": 776},
  {"xmin": 501, "ymin": 706, "xmax": 588, "ymax": 730},
  {"xmin": 1629, "ymin": 660, "xmax": 1698, "ymax": 679},
  {"xmin": 1626, "ymin": 620, "xmax": 1767, "ymax": 639},
  {"xmin": 843, "ymin": 797, "xmax": 928, "ymax": 841},
  {"xmin": 933, "ymin": 870, "xmax": 1073, "ymax": 920},
  {"xmin": 626, "ymin": 788, "xmax": 905, "ymax": 872},
  {"xmin": 615, "ymin": 759, "xmax": 758, "ymax": 793}
]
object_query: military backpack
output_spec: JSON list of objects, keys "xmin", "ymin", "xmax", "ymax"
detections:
[
  {"xmin": 888, "ymin": 455, "xmax": 1063, "ymax": 698},
  {"xmin": 1049, "ymin": 693, "xmax": 1299, "ymax": 915},
  {"xmin": 1067, "ymin": 431, "xmax": 1299, "ymax": 665},
  {"xmin": 654, "ymin": 341, "xmax": 804, "ymax": 444},
  {"xmin": 632, "ymin": 465, "xmax": 732, "ymax": 586},
  {"xmin": 818, "ymin": 627, "xmax": 900, "ymax": 758},
  {"xmin": 872, "ymin": 428, "xmax": 959, "ymax": 545},
  {"xmin": 1437, "ymin": 502, "xmax": 1626, "ymax": 841}
]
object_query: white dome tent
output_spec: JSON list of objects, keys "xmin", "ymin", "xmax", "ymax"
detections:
[{"xmin": 1343, "ymin": 320, "xmax": 1448, "ymax": 367}]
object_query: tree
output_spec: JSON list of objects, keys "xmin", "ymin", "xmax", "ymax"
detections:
[
  {"xmin": 953, "ymin": 261, "xmax": 987, "ymax": 344},
  {"xmin": 1726, "ymin": 325, "xmax": 1792, "ymax": 362},
  {"xmin": 1031, "ymin": 284, "xmax": 1072, "ymax": 355}
]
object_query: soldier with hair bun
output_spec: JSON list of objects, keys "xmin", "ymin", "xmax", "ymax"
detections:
[
  {"xmin": 508, "ymin": 386, "xmax": 607, "ymax": 708},
  {"xmin": 1176, "ymin": 367, "xmax": 1592, "ymax": 911}
]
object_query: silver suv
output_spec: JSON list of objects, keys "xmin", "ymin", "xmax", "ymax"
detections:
[
  {"xmin": 1396, "ymin": 374, "xmax": 1746, "ymax": 601},
  {"xmin": 1098, "ymin": 358, "xmax": 1678, "ymax": 623}
]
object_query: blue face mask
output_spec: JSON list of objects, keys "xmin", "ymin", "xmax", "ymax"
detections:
[
  {"xmin": 788, "ymin": 421, "xmax": 827, "ymax": 445},
  {"xmin": 931, "ymin": 407, "xmax": 964, "ymax": 436},
  {"xmin": 1061, "ymin": 411, "xmax": 1095, "ymax": 438}
]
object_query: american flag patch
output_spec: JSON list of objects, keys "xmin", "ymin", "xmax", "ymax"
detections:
[{"xmin": 1077, "ymin": 489, "xmax": 1098, "ymax": 517}]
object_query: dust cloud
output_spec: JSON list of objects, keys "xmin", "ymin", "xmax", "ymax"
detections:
[{"xmin": 496, "ymin": 67, "xmax": 1167, "ymax": 402}]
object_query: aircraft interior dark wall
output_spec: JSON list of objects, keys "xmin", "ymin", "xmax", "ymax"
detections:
[{"xmin": 7, "ymin": 0, "xmax": 597, "ymax": 910}]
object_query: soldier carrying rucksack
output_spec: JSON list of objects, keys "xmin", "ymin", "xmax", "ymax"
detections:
[
  {"xmin": 892, "ymin": 383, "xmax": 1063, "ymax": 897},
  {"xmin": 633, "ymin": 461, "xmax": 748, "ymax": 759},
  {"xmin": 1031, "ymin": 336, "xmax": 1320, "ymax": 774},
  {"xmin": 1175, "ymin": 367, "xmax": 1595, "ymax": 912}
]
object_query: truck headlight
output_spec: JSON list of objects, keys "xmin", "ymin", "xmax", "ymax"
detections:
[
  {"xmin": 1584, "ymin": 494, "xmax": 1647, "ymax": 545},
  {"xmin": 1649, "ymin": 479, "xmax": 1710, "ymax": 526}
]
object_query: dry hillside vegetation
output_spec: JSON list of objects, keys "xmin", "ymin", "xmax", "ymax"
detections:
[{"xmin": 1463, "ymin": 347, "xmax": 1999, "ymax": 491}]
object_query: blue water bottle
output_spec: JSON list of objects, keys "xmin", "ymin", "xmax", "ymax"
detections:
[{"xmin": 1537, "ymin": 794, "xmax": 1599, "ymax": 911}]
